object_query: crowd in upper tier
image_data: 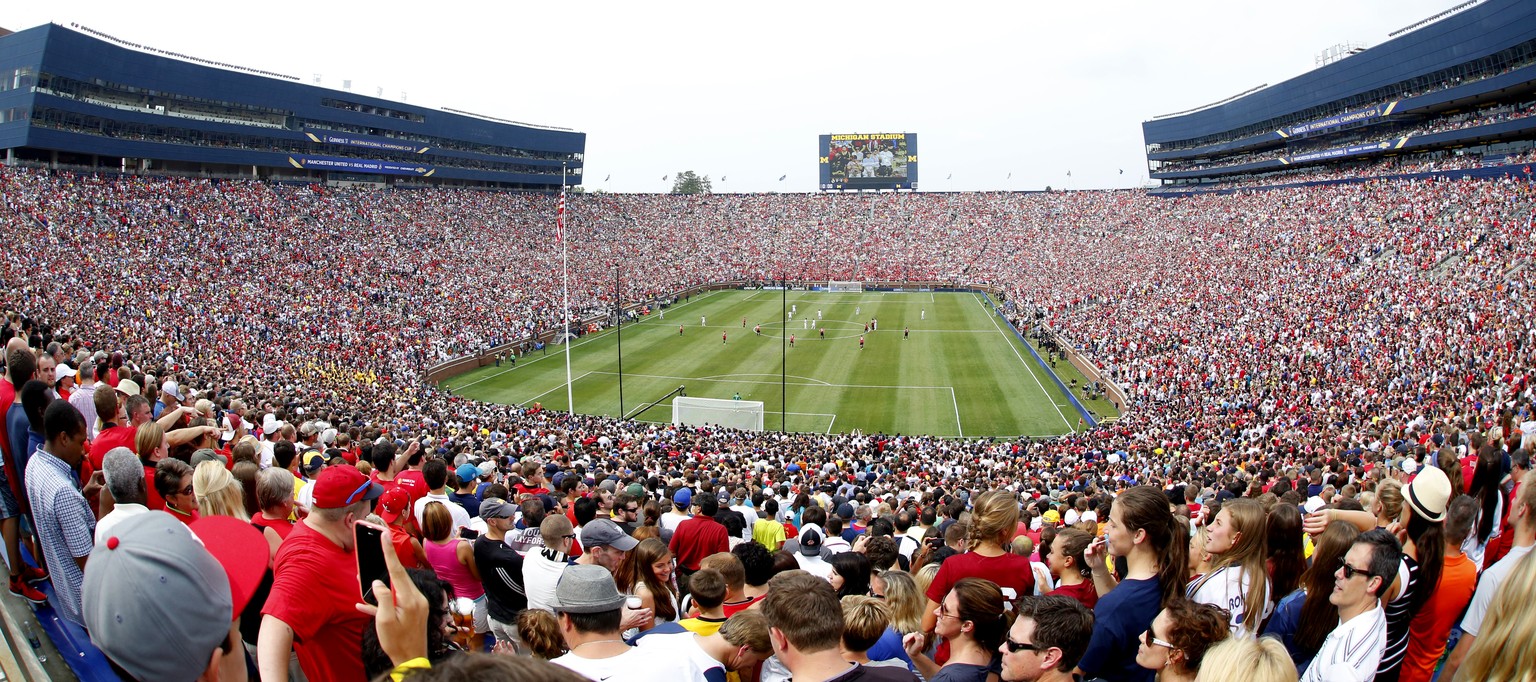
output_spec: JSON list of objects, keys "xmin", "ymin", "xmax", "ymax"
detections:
[{"xmin": 1, "ymin": 165, "xmax": 1535, "ymax": 681}]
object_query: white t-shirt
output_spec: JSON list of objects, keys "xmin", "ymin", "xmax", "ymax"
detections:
[
  {"xmin": 634, "ymin": 632, "xmax": 724, "ymax": 679},
  {"xmin": 1461, "ymin": 543, "xmax": 1533, "ymax": 637},
  {"xmin": 94, "ymin": 503, "xmax": 150, "ymax": 545},
  {"xmin": 1301, "ymin": 605, "xmax": 1387, "ymax": 682},
  {"xmin": 796, "ymin": 553, "xmax": 835, "ymax": 579},
  {"xmin": 553, "ymin": 646, "xmax": 676, "ymax": 681},
  {"xmin": 1187, "ymin": 564, "xmax": 1272, "ymax": 635},
  {"xmin": 414, "ymin": 492, "xmax": 471, "ymax": 531},
  {"xmin": 522, "ymin": 549, "xmax": 568, "ymax": 613},
  {"xmin": 731, "ymin": 504, "xmax": 758, "ymax": 540},
  {"xmin": 661, "ymin": 511, "xmax": 690, "ymax": 533}
]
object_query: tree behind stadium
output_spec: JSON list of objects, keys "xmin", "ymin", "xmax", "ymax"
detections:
[{"xmin": 670, "ymin": 171, "xmax": 712, "ymax": 194}]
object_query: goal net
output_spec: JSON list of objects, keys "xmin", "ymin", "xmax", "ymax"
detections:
[
  {"xmin": 673, "ymin": 397, "xmax": 765, "ymax": 431},
  {"xmin": 828, "ymin": 280, "xmax": 863, "ymax": 293}
]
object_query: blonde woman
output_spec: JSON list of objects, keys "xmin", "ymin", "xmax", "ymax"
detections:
[
  {"xmin": 872, "ymin": 569, "xmax": 925, "ymax": 635},
  {"xmin": 1188, "ymin": 525, "xmax": 1213, "ymax": 581},
  {"xmin": 1187, "ymin": 499, "xmax": 1271, "ymax": 635},
  {"xmin": 1458, "ymin": 553, "xmax": 1536, "ymax": 682},
  {"xmin": 1193, "ymin": 636, "xmax": 1297, "ymax": 682},
  {"xmin": 193, "ymin": 460, "xmax": 248, "ymax": 521}
]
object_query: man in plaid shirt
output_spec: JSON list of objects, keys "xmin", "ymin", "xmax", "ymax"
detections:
[{"xmin": 26, "ymin": 400, "xmax": 98, "ymax": 626}]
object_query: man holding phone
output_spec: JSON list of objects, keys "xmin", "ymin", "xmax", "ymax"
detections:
[{"xmin": 258, "ymin": 465, "xmax": 384, "ymax": 682}]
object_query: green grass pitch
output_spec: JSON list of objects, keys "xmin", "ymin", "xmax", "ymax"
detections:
[{"xmin": 442, "ymin": 290, "xmax": 1119, "ymax": 437}]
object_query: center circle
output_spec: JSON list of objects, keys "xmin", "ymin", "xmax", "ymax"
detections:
[{"xmin": 757, "ymin": 318, "xmax": 874, "ymax": 341}]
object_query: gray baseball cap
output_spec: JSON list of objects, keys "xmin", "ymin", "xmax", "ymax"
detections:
[
  {"xmin": 553, "ymin": 564, "xmax": 627, "ymax": 614},
  {"xmin": 479, "ymin": 497, "xmax": 518, "ymax": 520},
  {"xmin": 83, "ymin": 512, "xmax": 265, "ymax": 682},
  {"xmin": 580, "ymin": 518, "xmax": 638, "ymax": 552}
]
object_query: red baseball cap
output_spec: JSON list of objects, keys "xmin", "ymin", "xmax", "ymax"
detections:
[
  {"xmin": 377, "ymin": 486, "xmax": 412, "ymax": 524},
  {"xmin": 312, "ymin": 466, "xmax": 385, "ymax": 509},
  {"xmin": 189, "ymin": 515, "xmax": 267, "ymax": 616}
]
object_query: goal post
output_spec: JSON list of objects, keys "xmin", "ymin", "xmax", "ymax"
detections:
[
  {"xmin": 827, "ymin": 280, "xmax": 864, "ymax": 293},
  {"xmin": 673, "ymin": 397, "xmax": 765, "ymax": 431}
]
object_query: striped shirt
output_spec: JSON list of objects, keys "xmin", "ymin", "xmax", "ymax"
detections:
[
  {"xmin": 1377, "ymin": 556, "xmax": 1419, "ymax": 681},
  {"xmin": 25, "ymin": 447, "xmax": 95, "ymax": 625},
  {"xmin": 1301, "ymin": 605, "xmax": 1387, "ymax": 682}
]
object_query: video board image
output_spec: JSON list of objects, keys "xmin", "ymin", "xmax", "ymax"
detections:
[{"xmin": 819, "ymin": 133, "xmax": 918, "ymax": 190}]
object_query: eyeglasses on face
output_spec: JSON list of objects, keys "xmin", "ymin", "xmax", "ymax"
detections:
[
  {"xmin": 180, "ymin": 484, "xmax": 195, "ymax": 496},
  {"xmin": 1003, "ymin": 636, "xmax": 1043, "ymax": 654},
  {"xmin": 1338, "ymin": 557, "xmax": 1374, "ymax": 581},
  {"xmin": 1142, "ymin": 629, "xmax": 1174, "ymax": 649}
]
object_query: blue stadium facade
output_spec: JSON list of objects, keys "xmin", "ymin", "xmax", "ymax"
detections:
[
  {"xmin": 1143, "ymin": 0, "xmax": 1536, "ymax": 189},
  {"xmin": 0, "ymin": 23, "xmax": 584, "ymax": 189}
]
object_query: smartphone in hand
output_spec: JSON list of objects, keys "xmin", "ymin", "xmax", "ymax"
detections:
[{"xmin": 356, "ymin": 520, "xmax": 390, "ymax": 605}]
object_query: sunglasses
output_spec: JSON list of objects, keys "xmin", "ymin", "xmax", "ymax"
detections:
[
  {"xmin": 1142, "ymin": 630, "xmax": 1174, "ymax": 649},
  {"xmin": 1003, "ymin": 636, "xmax": 1043, "ymax": 654},
  {"xmin": 180, "ymin": 484, "xmax": 195, "ymax": 496},
  {"xmin": 1338, "ymin": 558, "xmax": 1374, "ymax": 581}
]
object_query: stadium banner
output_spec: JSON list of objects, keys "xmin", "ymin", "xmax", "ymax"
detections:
[
  {"xmin": 819, "ymin": 133, "xmax": 918, "ymax": 190},
  {"xmin": 286, "ymin": 155, "xmax": 437, "ymax": 176},
  {"xmin": 1278, "ymin": 101, "xmax": 1398, "ymax": 138},
  {"xmin": 1287, "ymin": 136, "xmax": 1409, "ymax": 164},
  {"xmin": 303, "ymin": 129, "xmax": 429, "ymax": 154}
]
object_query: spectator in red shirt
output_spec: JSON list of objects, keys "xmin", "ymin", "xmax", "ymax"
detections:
[
  {"xmin": 671, "ymin": 496, "xmax": 730, "ymax": 579},
  {"xmin": 514, "ymin": 461, "xmax": 551, "ymax": 497},
  {"xmin": 258, "ymin": 464, "xmax": 384, "ymax": 682},
  {"xmin": 155, "ymin": 458, "xmax": 199, "ymax": 526},
  {"xmin": 1047, "ymin": 528, "xmax": 1100, "ymax": 609}
]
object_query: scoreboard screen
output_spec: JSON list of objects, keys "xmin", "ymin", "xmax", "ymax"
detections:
[{"xmin": 819, "ymin": 133, "xmax": 918, "ymax": 190}]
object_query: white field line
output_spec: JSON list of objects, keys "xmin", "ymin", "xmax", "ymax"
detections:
[
  {"xmin": 973, "ymin": 293, "xmax": 1073, "ymax": 431},
  {"xmin": 950, "ymin": 386, "xmax": 963, "ymax": 437},
  {"xmin": 698, "ymin": 373, "xmax": 832, "ymax": 386},
  {"xmin": 524, "ymin": 371, "xmax": 594, "ymax": 405},
  {"xmin": 452, "ymin": 290, "xmax": 724, "ymax": 390}
]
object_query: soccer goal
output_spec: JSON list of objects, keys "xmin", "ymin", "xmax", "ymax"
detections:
[
  {"xmin": 673, "ymin": 396, "xmax": 765, "ymax": 431},
  {"xmin": 827, "ymin": 280, "xmax": 864, "ymax": 293}
]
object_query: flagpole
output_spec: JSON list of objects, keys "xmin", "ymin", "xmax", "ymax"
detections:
[{"xmin": 561, "ymin": 163, "xmax": 574, "ymax": 416}]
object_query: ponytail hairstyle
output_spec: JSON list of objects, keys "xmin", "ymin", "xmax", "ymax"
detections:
[
  {"xmin": 949, "ymin": 577, "xmax": 1010, "ymax": 653},
  {"xmin": 966, "ymin": 489, "xmax": 1021, "ymax": 551},
  {"xmin": 1055, "ymin": 528, "xmax": 1094, "ymax": 578},
  {"xmin": 1117, "ymin": 486, "xmax": 1189, "ymax": 607}
]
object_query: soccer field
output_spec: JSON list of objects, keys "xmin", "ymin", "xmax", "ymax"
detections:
[{"xmin": 442, "ymin": 290, "xmax": 1115, "ymax": 437}]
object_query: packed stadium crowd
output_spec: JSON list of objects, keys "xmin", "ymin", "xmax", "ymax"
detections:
[{"xmin": 2, "ymin": 164, "xmax": 1536, "ymax": 681}]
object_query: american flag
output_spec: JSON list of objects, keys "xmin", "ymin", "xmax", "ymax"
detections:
[{"xmin": 556, "ymin": 189, "xmax": 566, "ymax": 243}]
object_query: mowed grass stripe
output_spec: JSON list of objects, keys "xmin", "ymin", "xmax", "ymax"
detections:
[{"xmin": 443, "ymin": 290, "xmax": 1083, "ymax": 437}]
